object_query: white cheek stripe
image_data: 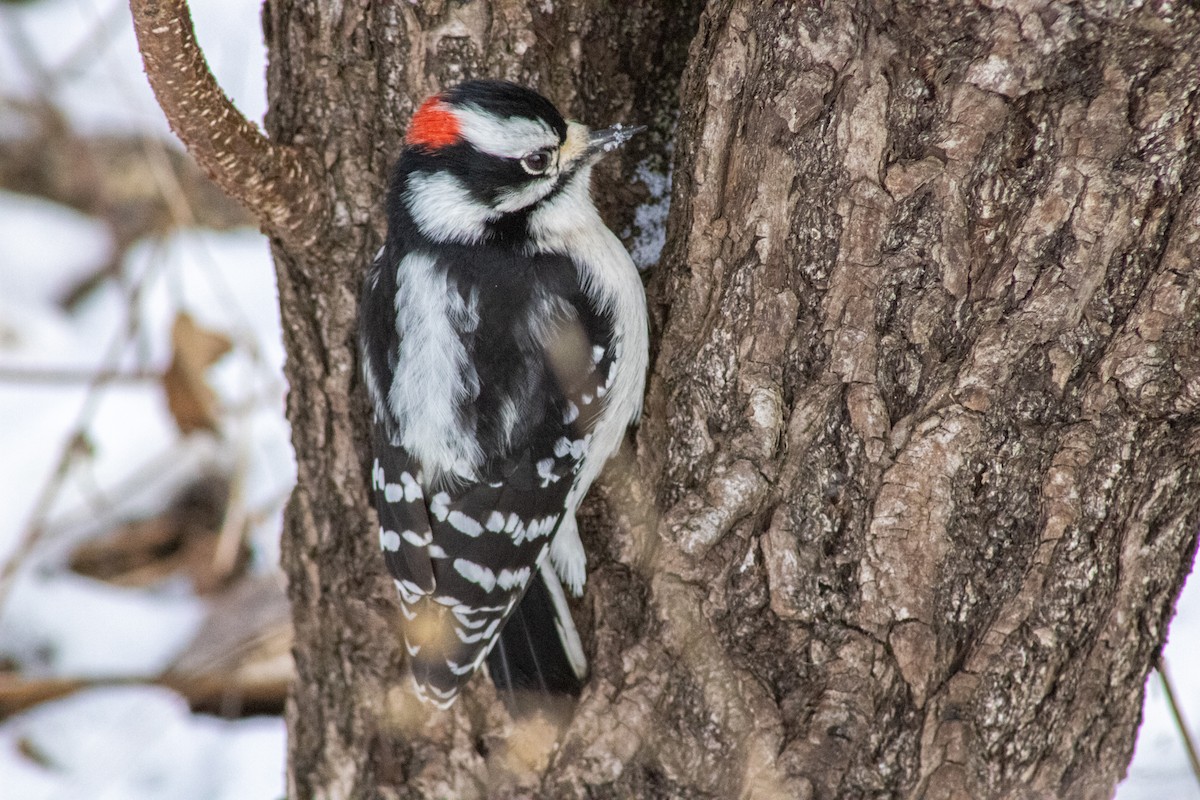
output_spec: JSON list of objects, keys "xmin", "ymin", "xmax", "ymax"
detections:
[
  {"xmin": 405, "ymin": 171, "xmax": 494, "ymax": 245},
  {"xmin": 494, "ymin": 178, "xmax": 557, "ymax": 214}
]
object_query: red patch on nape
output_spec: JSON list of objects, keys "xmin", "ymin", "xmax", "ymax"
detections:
[{"xmin": 406, "ymin": 96, "xmax": 461, "ymax": 149}]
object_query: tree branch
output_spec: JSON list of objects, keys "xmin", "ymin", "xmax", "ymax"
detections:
[
  {"xmin": 0, "ymin": 99, "xmax": 250, "ymax": 234},
  {"xmin": 128, "ymin": 0, "xmax": 325, "ymax": 248}
]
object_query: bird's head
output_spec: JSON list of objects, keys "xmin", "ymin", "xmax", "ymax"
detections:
[{"xmin": 392, "ymin": 80, "xmax": 643, "ymax": 246}]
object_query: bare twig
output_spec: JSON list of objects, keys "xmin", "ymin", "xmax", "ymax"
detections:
[
  {"xmin": 0, "ymin": 659, "xmax": 291, "ymax": 719},
  {"xmin": 0, "ymin": 100, "xmax": 251, "ymax": 260},
  {"xmin": 127, "ymin": 0, "xmax": 325, "ymax": 247},
  {"xmin": 0, "ymin": 247, "xmax": 167, "ymax": 610},
  {"xmin": 0, "ymin": 367, "xmax": 160, "ymax": 385},
  {"xmin": 37, "ymin": 444, "xmax": 185, "ymax": 539},
  {"xmin": 211, "ymin": 440, "xmax": 249, "ymax": 578},
  {"xmin": 53, "ymin": 1, "xmax": 131, "ymax": 81},
  {"xmin": 1156, "ymin": 655, "xmax": 1200, "ymax": 788}
]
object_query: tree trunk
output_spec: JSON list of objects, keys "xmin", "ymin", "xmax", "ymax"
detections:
[
  {"xmin": 253, "ymin": 1, "xmax": 1200, "ymax": 798},
  {"xmin": 257, "ymin": 1, "xmax": 699, "ymax": 797}
]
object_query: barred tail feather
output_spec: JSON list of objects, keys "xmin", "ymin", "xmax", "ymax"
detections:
[{"xmin": 486, "ymin": 561, "xmax": 586, "ymax": 711}]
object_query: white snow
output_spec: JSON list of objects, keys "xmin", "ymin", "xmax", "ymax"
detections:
[
  {"xmin": 627, "ymin": 158, "xmax": 671, "ymax": 270},
  {"xmin": 1117, "ymin": 569, "xmax": 1200, "ymax": 800},
  {"xmin": 0, "ymin": 0, "xmax": 266, "ymax": 136},
  {"xmin": 0, "ymin": 193, "xmax": 113, "ymax": 305},
  {"xmin": 1, "ymin": 573, "xmax": 205, "ymax": 676},
  {"xmin": 0, "ymin": 687, "xmax": 285, "ymax": 800}
]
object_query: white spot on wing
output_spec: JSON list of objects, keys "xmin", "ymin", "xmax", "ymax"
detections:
[
  {"xmin": 453, "ymin": 601, "xmax": 509, "ymax": 615},
  {"xmin": 537, "ymin": 458, "xmax": 560, "ymax": 487},
  {"xmin": 400, "ymin": 472, "xmax": 423, "ymax": 502},
  {"xmin": 455, "ymin": 626, "xmax": 491, "ymax": 644},
  {"xmin": 430, "ymin": 492, "xmax": 450, "ymax": 521},
  {"xmin": 447, "ymin": 659, "xmax": 475, "ymax": 675},
  {"xmin": 402, "ymin": 529, "xmax": 432, "ymax": 547},
  {"xmin": 453, "ymin": 559, "xmax": 496, "ymax": 592},
  {"xmin": 511, "ymin": 514, "xmax": 560, "ymax": 546},
  {"xmin": 426, "ymin": 684, "xmax": 458, "ymax": 700},
  {"xmin": 380, "ymin": 529, "xmax": 401, "ymax": 552},
  {"xmin": 395, "ymin": 579, "xmax": 426, "ymax": 603},
  {"xmin": 451, "ymin": 608, "xmax": 490, "ymax": 629},
  {"xmin": 448, "ymin": 510, "xmax": 483, "ymax": 537}
]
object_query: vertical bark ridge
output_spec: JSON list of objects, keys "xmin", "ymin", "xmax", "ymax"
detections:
[{"xmin": 642, "ymin": 1, "xmax": 1200, "ymax": 798}]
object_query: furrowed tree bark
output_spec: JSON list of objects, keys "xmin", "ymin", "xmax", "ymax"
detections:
[
  {"xmin": 638, "ymin": 2, "xmax": 1200, "ymax": 798},
  {"xmin": 137, "ymin": 0, "xmax": 1200, "ymax": 797}
]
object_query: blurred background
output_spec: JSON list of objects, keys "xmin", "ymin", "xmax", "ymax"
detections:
[{"xmin": 0, "ymin": 1, "xmax": 1193, "ymax": 798}]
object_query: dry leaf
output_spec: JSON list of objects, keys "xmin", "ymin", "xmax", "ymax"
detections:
[
  {"xmin": 164, "ymin": 574, "xmax": 292, "ymax": 715},
  {"xmin": 162, "ymin": 312, "xmax": 232, "ymax": 434},
  {"xmin": 69, "ymin": 474, "xmax": 248, "ymax": 593}
]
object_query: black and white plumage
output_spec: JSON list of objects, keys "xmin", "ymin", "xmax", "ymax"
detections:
[{"xmin": 358, "ymin": 80, "xmax": 648, "ymax": 708}]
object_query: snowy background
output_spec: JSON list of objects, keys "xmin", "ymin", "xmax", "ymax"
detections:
[{"xmin": 0, "ymin": 1, "xmax": 1194, "ymax": 798}]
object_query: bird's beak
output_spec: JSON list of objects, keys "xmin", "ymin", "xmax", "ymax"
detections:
[{"xmin": 587, "ymin": 123, "xmax": 646, "ymax": 158}]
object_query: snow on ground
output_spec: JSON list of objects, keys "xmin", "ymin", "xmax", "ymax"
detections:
[
  {"xmin": 0, "ymin": 687, "xmax": 285, "ymax": 800},
  {"xmin": 0, "ymin": 213, "xmax": 290, "ymax": 797},
  {"xmin": 0, "ymin": 0, "xmax": 1196, "ymax": 798},
  {"xmin": 0, "ymin": 2, "xmax": 287, "ymax": 798},
  {"xmin": 1117, "ymin": 570, "xmax": 1200, "ymax": 800}
]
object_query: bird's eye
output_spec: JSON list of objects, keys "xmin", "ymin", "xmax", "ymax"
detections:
[{"xmin": 521, "ymin": 150, "xmax": 553, "ymax": 175}]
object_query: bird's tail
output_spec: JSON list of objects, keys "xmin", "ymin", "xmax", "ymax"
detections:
[{"xmin": 485, "ymin": 561, "xmax": 587, "ymax": 714}]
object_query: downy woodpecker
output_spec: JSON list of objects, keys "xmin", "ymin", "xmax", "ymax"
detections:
[{"xmin": 358, "ymin": 80, "xmax": 649, "ymax": 708}]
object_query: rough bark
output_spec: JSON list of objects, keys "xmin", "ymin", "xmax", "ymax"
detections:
[
  {"xmin": 138, "ymin": 0, "xmax": 1200, "ymax": 797},
  {"xmin": 640, "ymin": 2, "xmax": 1200, "ymax": 798}
]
